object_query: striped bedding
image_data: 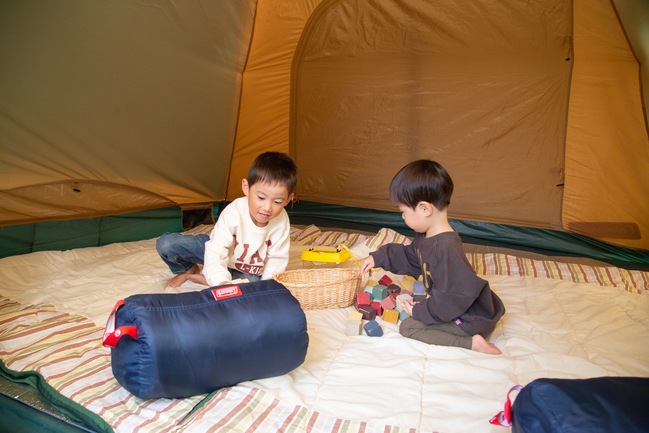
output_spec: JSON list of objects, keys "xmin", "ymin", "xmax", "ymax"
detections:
[
  {"xmin": 0, "ymin": 297, "xmax": 416, "ymax": 433},
  {"xmin": 467, "ymin": 252, "xmax": 648, "ymax": 294},
  {"xmin": 0, "ymin": 225, "xmax": 648, "ymax": 433},
  {"xmin": 297, "ymin": 225, "xmax": 648, "ymax": 294}
]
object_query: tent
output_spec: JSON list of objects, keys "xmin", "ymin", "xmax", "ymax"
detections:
[{"xmin": 1, "ymin": 0, "xmax": 648, "ymax": 263}]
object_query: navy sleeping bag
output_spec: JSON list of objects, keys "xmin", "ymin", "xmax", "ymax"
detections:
[
  {"xmin": 102, "ymin": 279, "xmax": 308, "ymax": 399},
  {"xmin": 510, "ymin": 377, "xmax": 649, "ymax": 433}
]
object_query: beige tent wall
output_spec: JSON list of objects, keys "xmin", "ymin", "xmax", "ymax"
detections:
[
  {"xmin": 290, "ymin": 0, "xmax": 570, "ymax": 230},
  {"xmin": 2, "ymin": 1, "xmax": 648, "ymax": 251},
  {"xmin": 563, "ymin": 0, "xmax": 649, "ymax": 249},
  {"xmin": 227, "ymin": 0, "xmax": 324, "ymax": 197},
  {"xmin": 0, "ymin": 1, "xmax": 256, "ymax": 225},
  {"xmin": 613, "ymin": 0, "xmax": 649, "ymax": 127},
  {"xmin": 232, "ymin": 0, "xmax": 648, "ymax": 250}
]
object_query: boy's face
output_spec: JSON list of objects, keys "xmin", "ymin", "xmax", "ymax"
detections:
[
  {"xmin": 398, "ymin": 203, "xmax": 431, "ymax": 234},
  {"xmin": 242, "ymin": 179, "xmax": 292, "ymax": 227}
]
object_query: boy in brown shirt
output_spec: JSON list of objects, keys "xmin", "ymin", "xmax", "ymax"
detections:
[{"xmin": 359, "ymin": 160, "xmax": 505, "ymax": 354}]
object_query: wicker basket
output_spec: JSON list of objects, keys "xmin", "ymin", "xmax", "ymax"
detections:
[{"xmin": 274, "ymin": 268, "xmax": 362, "ymax": 310}]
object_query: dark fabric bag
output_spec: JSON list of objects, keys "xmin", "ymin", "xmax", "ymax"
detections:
[
  {"xmin": 510, "ymin": 377, "xmax": 649, "ymax": 433},
  {"xmin": 102, "ymin": 279, "xmax": 308, "ymax": 399}
]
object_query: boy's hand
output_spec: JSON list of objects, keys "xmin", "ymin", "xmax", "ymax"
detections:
[
  {"xmin": 403, "ymin": 300, "xmax": 416, "ymax": 316},
  {"xmin": 358, "ymin": 255, "xmax": 375, "ymax": 275}
]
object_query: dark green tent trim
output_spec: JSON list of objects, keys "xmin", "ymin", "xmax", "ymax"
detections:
[
  {"xmin": 1, "ymin": 201, "xmax": 647, "ymax": 269},
  {"xmin": 0, "ymin": 361, "xmax": 113, "ymax": 433},
  {"xmin": 0, "ymin": 207, "xmax": 184, "ymax": 258},
  {"xmin": 286, "ymin": 201, "xmax": 649, "ymax": 270}
]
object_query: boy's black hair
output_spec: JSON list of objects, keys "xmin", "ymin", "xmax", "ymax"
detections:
[
  {"xmin": 389, "ymin": 160, "xmax": 453, "ymax": 210},
  {"xmin": 247, "ymin": 152, "xmax": 298, "ymax": 194}
]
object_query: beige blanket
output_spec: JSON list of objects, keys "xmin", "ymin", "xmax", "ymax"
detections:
[{"xmin": 1, "ymin": 225, "xmax": 647, "ymax": 433}]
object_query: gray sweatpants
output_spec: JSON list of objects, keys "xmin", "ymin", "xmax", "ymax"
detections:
[{"xmin": 399, "ymin": 317, "xmax": 473, "ymax": 349}]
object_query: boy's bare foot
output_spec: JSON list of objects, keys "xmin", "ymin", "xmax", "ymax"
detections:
[
  {"xmin": 187, "ymin": 273, "xmax": 208, "ymax": 286},
  {"xmin": 471, "ymin": 334, "xmax": 502, "ymax": 355},
  {"xmin": 166, "ymin": 264, "xmax": 200, "ymax": 288}
]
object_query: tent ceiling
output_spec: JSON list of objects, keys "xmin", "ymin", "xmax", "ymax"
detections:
[{"xmin": 0, "ymin": 1, "xmax": 257, "ymax": 224}]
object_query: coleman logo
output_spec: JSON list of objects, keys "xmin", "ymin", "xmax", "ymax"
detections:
[{"xmin": 211, "ymin": 285, "xmax": 243, "ymax": 301}]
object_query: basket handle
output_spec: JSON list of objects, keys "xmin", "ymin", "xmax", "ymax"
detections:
[{"xmin": 338, "ymin": 243, "xmax": 360, "ymax": 267}]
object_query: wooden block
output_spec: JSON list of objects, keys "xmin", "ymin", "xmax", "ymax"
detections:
[
  {"xmin": 364, "ymin": 320, "xmax": 383, "ymax": 337},
  {"xmin": 370, "ymin": 301, "xmax": 383, "ymax": 317},
  {"xmin": 348, "ymin": 310, "xmax": 363, "ymax": 321},
  {"xmin": 357, "ymin": 292, "xmax": 371, "ymax": 306},
  {"xmin": 387, "ymin": 284, "xmax": 401, "ymax": 295},
  {"xmin": 400, "ymin": 276, "xmax": 416, "ymax": 291},
  {"xmin": 382, "ymin": 308, "xmax": 399, "ymax": 324},
  {"xmin": 358, "ymin": 304, "xmax": 376, "ymax": 321},
  {"xmin": 366, "ymin": 279, "xmax": 378, "ymax": 287},
  {"xmin": 378, "ymin": 275, "xmax": 393, "ymax": 286},
  {"xmin": 395, "ymin": 293, "xmax": 413, "ymax": 311},
  {"xmin": 413, "ymin": 281, "xmax": 425, "ymax": 294},
  {"xmin": 399, "ymin": 309, "xmax": 410, "ymax": 321},
  {"xmin": 345, "ymin": 319, "xmax": 363, "ymax": 336},
  {"xmin": 413, "ymin": 294, "xmax": 427, "ymax": 303},
  {"xmin": 372, "ymin": 284, "xmax": 388, "ymax": 301},
  {"xmin": 380, "ymin": 296, "xmax": 396, "ymax": 310}
]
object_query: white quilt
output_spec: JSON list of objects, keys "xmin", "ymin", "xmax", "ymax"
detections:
[{"xmin": 1, "ymin": 229, "xmax": 648, "ymax": 433}]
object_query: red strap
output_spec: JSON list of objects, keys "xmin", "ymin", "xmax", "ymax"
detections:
[
  {"xmin": 489, "ymin": 385, "xmax": 523, "ymax": 427},
  {"xmin": 102, "ymin": 299, "xmax": 138, "ymax": 348}
]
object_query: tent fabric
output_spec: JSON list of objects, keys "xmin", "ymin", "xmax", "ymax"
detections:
[
  {"xmin": 0, "ymin": 207, "xmax": 184, "ymax": 258},
  {"xmin": 0, "ymin": 363, "xmax": 112, "ymax": 433},
  {"xmin": 1, "ymin": 0, "xmax": 648, "ymax": 251},
  {"xmin": 563, "ymin": 0, "xmax": 649, "ymax": 246},
  {"xmin": 230, "ymin": 0, "xmax": 649, "ymax": 250},
  {"xmin": 290, "ymin": 0, "xmax": 570, "ymax": 228},
  {"xmin": 0, "ymin": 1, "xmax": 256, "ymax": 224}
]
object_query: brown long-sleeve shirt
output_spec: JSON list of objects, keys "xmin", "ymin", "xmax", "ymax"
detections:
[{"xmin": 370, "ymin": 231, "xmax": 505, "ymax": 336}]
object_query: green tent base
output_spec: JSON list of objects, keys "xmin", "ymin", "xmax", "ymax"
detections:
[
  {"xmin": 0, "ymin": 207, "xmax": 192, "ymax": 258},
  {"xmin": 1, "ymin": 201, "xmax": 647, "ymax": 269},
  {"xmin": 287, "ymin": 202, "xmax": 649, "ymax": 270},
  {"xmin": 0, "ymin": 362, "xmax": 113, "ymax": 433}
]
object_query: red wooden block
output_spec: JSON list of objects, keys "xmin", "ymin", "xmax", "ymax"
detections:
[
  {"xmin": 371, "ymin": 301, "xmax": 383, "ymax": 317},
  {"xmin": 357, "ymin": 292, "xmax": 371, "ymax": 306},
  {"xmin": 378, "ymin": 275, "xmax": 393, "ymax": 286},
  {"xmin": 380, "ymin": 296, "xmax": 396, "ymax": 310}
]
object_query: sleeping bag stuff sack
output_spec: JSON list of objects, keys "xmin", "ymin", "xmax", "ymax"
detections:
[
  {"xmin": 492, "ymin": 377, "xmax": 649, "ymax": 433},
  {"xmin": 102, "ymin": 279, "xmax": 309, "ymax": 399}
]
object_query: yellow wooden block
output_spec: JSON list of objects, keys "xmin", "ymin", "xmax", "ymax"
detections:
[
  {"xmin": 348, "ymin": 310, "xmax": 363, "ymax": 321},
  {"xmin": 365, "ymin": 280, "xmax": 378, "ymax": 289},
  {"xmin": 382, "ymin": 308, "xmax": 399, "ymax": 324},
  {"xmin": 400, "ymin": 275, "xmax": 416, "ymax": 291}
]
